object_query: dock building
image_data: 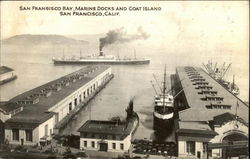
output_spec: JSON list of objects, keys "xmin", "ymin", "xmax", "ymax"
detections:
[
  {"xmin": 171, "ymin": 66, "xmax": 248, "ymax": 159},
  {"xmin": 78, "ymin": 120, "xmax": 132, "ymax": 153},
  {"xmin": 0, "ymin": 66, "xmax": 17, "ymax": 85},
  {"xmin": 2, "ymin": 65, "xmax": 113, "ymax": 146},
  {"xmin": 77, "ymin": 100, "xmax": 139, "ymax": 157}
]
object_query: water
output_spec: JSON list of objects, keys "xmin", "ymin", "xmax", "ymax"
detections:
[{"xmin": 0, "ymin": 42, "xmax": 248, "ymax": 140}]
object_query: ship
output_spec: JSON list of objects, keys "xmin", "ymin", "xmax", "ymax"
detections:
[
  {"xmin": 152, "ymin": 65, "xmax": 174, "ymax": 133},
  {"xmin": 203, "ymin": 61, "xmax": 240, "ymax": 96},
  {"xmin": 52, "ymin": 49, "xmax": 150, "ymax": 65}
]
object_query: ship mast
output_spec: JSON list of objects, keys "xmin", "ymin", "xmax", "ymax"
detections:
[
  {"xmin": 163, "ymin": 64, "xmax": 166, "ymax": 112},
  {"xmin": 153, "ymin": 74, "xmax": 163, "ymax": 93}
]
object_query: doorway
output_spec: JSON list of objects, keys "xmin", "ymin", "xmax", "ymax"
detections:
[{"xmin": 99, "ymin": 143, "xmax": 108, "ymax": 152}]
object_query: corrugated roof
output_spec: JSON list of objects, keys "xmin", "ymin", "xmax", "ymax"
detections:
[
  {"xmin": 0, "ymin": 66, "xmax": 14, "ymax": 75},
  {"xmin": 5, "ymin": 65, "xmax": 110, "ymax": 128},
  {"xmin": 176, "ymin": 67, "xmax": 249, "ymax": 124}
]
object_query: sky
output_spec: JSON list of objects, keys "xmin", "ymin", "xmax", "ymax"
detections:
[{"xmin": 1, "ymin": 1, "xmax": 249, "ymax": 100}]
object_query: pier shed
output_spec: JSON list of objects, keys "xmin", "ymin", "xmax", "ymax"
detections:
[
  {"xmin": 4, "ymin": 65, "xmax": 113, "ymax": 146},
  {"xmin": 0, "ymin": 66, "xmax": 17, "ymax": 85},
  {"xmin": 172, "ymin": 66, "xmax": 248, "ymax": 159}
]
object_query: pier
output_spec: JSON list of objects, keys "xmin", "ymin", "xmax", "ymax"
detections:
[
  {"xmin": 1, "ymin": 65, "xmax": 114, "ymax": 146},
  {"xmin": 54, "ymin": 74, "xmax": 114, "ymax": 134}
]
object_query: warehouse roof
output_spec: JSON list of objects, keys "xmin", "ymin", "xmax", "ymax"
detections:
[
  {"xmin": 5, "ymin": 65, "xmax": 110, "ymax": 128},
  {"xmin": 0, "ymin": 66, "xmax": 14, "ymax": 75},
  {"xmin": 213, "ymin": 112, "xmax": 248, "ymax": 126},
  {"xmin": 176, "ymin": 66, "xmax": 249, "ymax": 124},
  {"xmin": 176, "ymin": 121, "xmax": 218, "ymax": 136},
  {"xmin": 0, "ymin": 102, "xmax": 22, "ymax": 114},
  {"xmin": 78, "ymin": 120, "xmax": 128, "ymax": 135}
]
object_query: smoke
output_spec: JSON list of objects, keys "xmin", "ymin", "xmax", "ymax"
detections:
[{"xmin": 99, "ymin": 26, "xmax": 150, "ymax": 51}]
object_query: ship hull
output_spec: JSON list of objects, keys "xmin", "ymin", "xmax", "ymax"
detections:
[
  {"xmin": 153, "ymin": 114, "xmax": 174, "ymax": 134},
  {"xmin": 53, "ymin": 59, "xmax": 150, "ymax": 65}
]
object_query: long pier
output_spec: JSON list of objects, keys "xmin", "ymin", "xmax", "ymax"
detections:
[{"xmin": 54, "ymin": 74, "xmax": 114, "ymax": 134}]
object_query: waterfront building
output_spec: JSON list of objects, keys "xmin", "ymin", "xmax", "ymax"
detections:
[
  {"xmin": 3, "ymin": 65, "xmax": 113, "ymax": 146},
  {"xmin": 0, "ymin": 66, "xmax": 17, "ymax": 85},
  {"xmin": 171, "ymin": 66, "xmax": 248, "ymax": 159},
  {"xmin": 78, "ymin": 100, "xmax": 139, "ymax": 156},
  {"xmin": 78, "ymin": 120, "xmax": 132, "ymax": 153},
  {"xmin": 0, "ymin": 102, "xmax": 23, "ymax": 122}
]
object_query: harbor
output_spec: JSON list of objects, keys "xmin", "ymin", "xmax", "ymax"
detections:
[
  {"xmin": 0, "ymin": 60, "xmax": 248, "ymax": 159},
  {"xmin": 0, "ymin": 1, "xmax": 249, "ymax": 158}
]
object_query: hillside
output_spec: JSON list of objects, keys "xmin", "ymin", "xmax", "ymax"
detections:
[{"xmin": 2, "ymin": 34, "xmax": 89, "ymax": 45}]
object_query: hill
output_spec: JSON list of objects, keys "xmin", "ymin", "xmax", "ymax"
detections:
[{"xmin": 2, "ymin": 34, "xmax": 89, "ymax": 45}]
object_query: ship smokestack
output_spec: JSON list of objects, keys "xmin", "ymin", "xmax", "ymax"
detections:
[{"xmin": 99, "ymin": 43, "xmax": 104, "ymax": 56}]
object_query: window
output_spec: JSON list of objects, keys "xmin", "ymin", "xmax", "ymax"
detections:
[
  {"xmin": 203, "ymin": 142, "xmax": 208, "ymax": 154},
  {"xmin": 25, "ymin": 129, "xmax": 33, "ymax": 142},
  {"xmin": 91, "ymin": 141, "xmax": 95, "ymax": 148},
  {"xmin": 12, "ymin": 129, "xmax": 19, "ymax": 141},
  {"xmin": 91, "ymin": 133, "xmax": 95, "ymax": 138},
  {"xmin": 186, "ymin": 141, "xmax": 195, "ymax": 155},
  {"xmin": 79, "ymin": 95, "xmax": 82, "ymax": 103},
  {"xmin": 120, "ymin": 143, "xmax": 124, "ymax": 150},
  {"xmin": 74, "ymin": 98, "xmax": 77, "ymax": 106},
  {"xmin": 45, "ymin": 124, "xmax": 48, "ymax": 136},
  {"xmin": 112, "ymin": 143, "xmax": 116, "ymax": 149},
  {"xmin": 84, "ymin": 141, "xmax": 87, "ymax": 147},
  {"xmin": 69, "ymin": 102, "xmax": 72, "ymax": 111}
]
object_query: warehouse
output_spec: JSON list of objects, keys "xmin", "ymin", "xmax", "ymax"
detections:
[
  {"xmin": 4, "ymin": 65, "xmax": 112, "ymax": 146},
  {"xmin": 172, "ymin": 66, "xmax": 248, "ymax": 159}
]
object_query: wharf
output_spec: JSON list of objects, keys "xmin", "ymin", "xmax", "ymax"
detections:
[{"xmin": 54, "ymin": 74, "xmax": 114, "ymax": 134}]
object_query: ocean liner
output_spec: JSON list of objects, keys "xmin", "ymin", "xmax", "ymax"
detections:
[
  {"xmin": 153, "ymin": 65, "xmax": 174, "ymax": 133},
  {"xmin": 53, "ymin": 49, "xmax": 150, "ymax": 65}
]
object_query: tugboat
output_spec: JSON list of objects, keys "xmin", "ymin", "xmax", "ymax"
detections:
[{"xmin": 152, "ymin": 65, "xmax": 174, "ymax": 133}]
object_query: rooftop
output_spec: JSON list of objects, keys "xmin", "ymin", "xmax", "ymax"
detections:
[
  {"xmin": 213, "ymin": 112, "xmax": 248, "ymax": 126},
  {"xmin": 0, "ymin": 66, "xmax": 14, "ymax": 75},
  {"xmin": 177, "ymin": 121, "xmax": 217, "ymax": 136},
  {"xmin": 0, "ymin": 102, "xmax": 22, "ymax": 114},
  {"xmin": 78, "ymin": 120, "xmax": 130, "ymax": 136},
  {"xmin": 5, "ymin": 65, "xmax": 110, "ymax": 128},
  {"xmin": 176, "ymin": 67, "xmax": 249, "ymax": 124}
]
